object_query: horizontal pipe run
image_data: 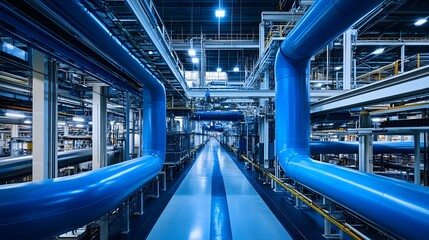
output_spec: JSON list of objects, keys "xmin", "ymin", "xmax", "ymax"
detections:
[
  {"xmin": 0, "ymin": 147, "xmax": 119, "ymax": 181},
  {"xmin": 192, "ymin": 111, "xmax": 243, "ymax": 121},
  {"xmin": 310, "ymin": 141, "xmax": 423, "ymax": 154}
]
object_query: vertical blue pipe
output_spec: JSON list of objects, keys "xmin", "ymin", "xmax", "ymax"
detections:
[
  {"xmin": 275, "ymin": 0, "xmax": 429, "ymax": 239},
  {"xmin": 0, "ymin": 0, "xmax": 165, "ymax": 239}
]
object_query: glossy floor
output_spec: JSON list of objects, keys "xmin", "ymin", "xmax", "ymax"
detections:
[{"xmin": 147, "ymin": 138, "xmax": 292, "ymax": 240}]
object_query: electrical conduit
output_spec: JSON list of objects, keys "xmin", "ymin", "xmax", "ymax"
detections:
[{"xmin": 275, "ymin": 0, "xmax": 429, "ymax": 239}]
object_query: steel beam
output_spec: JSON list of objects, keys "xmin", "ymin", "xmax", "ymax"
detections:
[
  {"xmin": 172, "ymin": 40, "xmax": 259, "ymax": 50},
  {"xmin": 261, "ymin": 11, "xmax": 305, "ymax": 22},
  {"xmin": 126, "ymin": 0, "xmax": 187, "ymax": 93},
  {"xmin": 188, "ymin": 89, "xmax": 345, "ymax": 98},
  {"xmin": 354, "ymin": 40, "xmax": 429, "ymax": 46},
  {"xmin": 311, "ymin": 65, "xmax": 429, "ymax": 115}
]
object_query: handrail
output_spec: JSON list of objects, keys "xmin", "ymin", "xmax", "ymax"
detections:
[{"xmin": 239, "ymin": 154, "xmax": 366, "ymax": 240}]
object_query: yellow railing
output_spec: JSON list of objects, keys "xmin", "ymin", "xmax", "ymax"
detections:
[
  {"xmin": 239, "ymin": 153, "xmax": 367, "ymax": 240},
  {"xmin": 357, "ymin": 53, "xmax": 428, "ymax": 81}
]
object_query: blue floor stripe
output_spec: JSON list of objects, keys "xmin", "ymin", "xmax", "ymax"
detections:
[{"xmin": 210, "ymin": 144, "xmax": 232, "ymax": 240}]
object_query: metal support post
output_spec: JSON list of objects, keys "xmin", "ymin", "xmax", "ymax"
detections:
[
  {"xmin": 93, "ymin": 86, "xmax": 107, "ymax": 169},
  {"xmin": 259, "ymin": 22, "xmax": 265, "ymax": 56},
  {"xmin": 415, "ymin": 133, "xmax": 421, "ymax": 185},
  {"xmin": 123, "ymin": 199, "xmax": 130, "ymax": 234},
  {"xmin": 160, "ymin": 171, "xmax": 166, "ymax": 191},
  {"xmin": 425, "ymin": 132, "xmax": 429, "ymax": 186},
  {"xmin": 323, "ymin": 197, "xmax": 333, "ymax": 237},
  {"xmin": 32, "ymin": 50, "xmax": 58, "ymax": 180},
  {"xmin": 138, "ymin": 108, "xmax": 142, "ymax": 157},
  {"xmin": 125, "ymin": 92, "xmax": 130, "ymax": 161},
  {"xmin": 358, "ymin": 110, "xmax": 373, "ymax": 173},
  {"xmin": 95, "ymin": 216, "xmax": 108, "ymax": 240},
  {"xmin": 10, "ymin": 125, "xmax": 19, "ymax": 157},
  {"xmin": 295, "ymin": 184, "xmax": 303, "ymax": 208},
  {"xmin": 343, "ymin": 29, "xmax": 352, "ymax": 90},
  {"xmin": 200, "ymin": 33, "xmax": 206, "ymax": 87},
  {"xmin": 135, "ymin": 189, "xmax": 144, "ymax": 216},
  {"xmin": 130, "ymin": 111, "xmax": 135, "ymax": 158},
  {"xmin": 353, "ymin": 59, "xmax": 357, "ymax": 88},
  {"xmin": 401, "ymin": 45, "xmax": 405, "ymax": 73}
]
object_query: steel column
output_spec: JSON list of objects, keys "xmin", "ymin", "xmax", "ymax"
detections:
[
  {"xmin": 125, "ymin": 92, "xmax": 130, "ymax": 161},
  {"xmin": 343, "ymin": 29, "xmax": 352, "ymax": 90},
  {"xmin": 358, "ymin": 111, "xmax": 373, "ymax": 173},
  {"xmin": 32, "ymin": 50, "xmax": 58, "ymax": 180},
  {"xmin": 415, "ymin": 133, "xmax": 421, "ymax": 185},
  {"xmin": 259, "ymin": 22, "xmax": 265, "ymax": 56},
  {"xmin": 92, "ymin": 86, "xmax": 107, "ymax": 169},
  {"xmin": 401, "ymin": 45, "xmax": 405, "ymax": 73}
]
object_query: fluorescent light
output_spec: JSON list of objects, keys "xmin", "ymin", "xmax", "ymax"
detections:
[
  {"xmin": 372, "ymin": 117, "xmax": 383, "ymax": 122},
  {"xmin": 110, "ymin": 121, "xmax": 115, "ymax": 125},
  {"xmin": 24, "ymin": 120, "xmax": 32, "ymax": 124},
  {"xmin": 216, "ymin": 67, "xmax": 222, "ymax": 72},
  {"xmin": 372, "ymin": 48, "xmax": 385, "ymax": 55},
  {"xmin": 215, "ymin": 9, "xmax": 225, "ymax": 18},
  {"xmin": 192, "ymin": 57, "xmax": 199, "ymax": 64},
  {"xmin": 5, "ymin": 112, "xmax": 26, "ymax": 118},
  {"xmin": 233, "ymin": 67, "xmax": 239, "ymax": 72},
  {"xmin": 334, "ymin": 66, "xmax": 342, "ymax": 70},
  {"xmin": 188, "ymin": 49, "xmax": 196, "ymax": 56},
  {"xmin": 415, "ymin": 18, "xmax": 427, "ymax": 26},
  {"xmin": 58, "ymin": 122, "xmax": 66, "ymax": 126},
  {"xmin": 148, "ymin": 51, "xmax": 154, "ymax": 55},
  {"xmin": 89, "ymin": 121, "xmax": 93, "ymax": 125},
  {"xmin": 76, "ymin": 124, "xmax": 84, "ymax": 128},
  {"xmin": 72, "ymin": 116, "xmax": 84, "ymax": 122}
]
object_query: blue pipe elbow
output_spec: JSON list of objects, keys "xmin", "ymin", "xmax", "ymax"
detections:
[
  {"xmin": 0, "ymin": 1, "xmax": 166, "ymax": 238},
  {"xmin": 275, "ymin": 0, "xmax": 429, "ymax": 238}
]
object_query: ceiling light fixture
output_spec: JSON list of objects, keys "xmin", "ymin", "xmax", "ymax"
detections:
[
  {"xmin": 334, "ymin": 66, "xmax": 342, "ymax": 70},
  {"xmin": 215, "ymin": 9, "xmax": 225, "ymax": 18},
  {"xmin": 371, "ymin": 47, "xmax": 385, "ymax": 55},
  {"xmin": 188, "ymin": 49, "xmax": 196, "ymax": 56},
  {"xmin": 217, "ymin": 68, "xmax": 222, "ymax": 72},
  {"xmin": 148, "ymin": 51, "xmax": 154, "ymax": 55},
  {"xmin": 415, "ymin": 18, "xmax": 427, "ymax": 26},
  {"xmin": 233, "ymin": 67, "xmax": 239, "ymax": 72},
  {"xmin": 192, "ymin": 57, "xmax": 199, "ymax": 64},
  {"xmin": 72, "ymin": 116, "xmax": 85, "ymax": 122},
  {"xmin": 24, "ymin": 120, "xmax": 32, "ymax": 124},
  {"xmin": 5, "ymin": 112, "xmax": 26, "ymax": 118},
  {"xmin": 76, "ymin": 124, "xmax": 84, "ymax": 128}
]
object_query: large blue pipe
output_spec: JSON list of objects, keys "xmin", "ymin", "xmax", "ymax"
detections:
[
  {"xmin": 310, "ymin": 141, "xmax": 424, "ymax": 154},
  {"xmin": 192, "ymin": 111, "xmax": 243, "ymax": 121},
  {"xmin": 275, "ymin": 0, "xmax": 429, "ymax": 239},
  {"xmin": 0, "ymin": 1, "xmax": 165, "ymax": 239}
]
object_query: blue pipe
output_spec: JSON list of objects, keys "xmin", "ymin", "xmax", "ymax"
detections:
[
  {"xmin": 193, "ymin": 111, "xmax": 243, "ymax": 121},
  {"xmin": 310, "ymin": 141, "xmax": 424, "ymax": 154},
  {"xmin": 0, "ymin": 1, "xmax": 165, "ymax": 239},
  {"xmin": 275, "ymin": 0, "xmax": 429, "ymax": 239}
]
